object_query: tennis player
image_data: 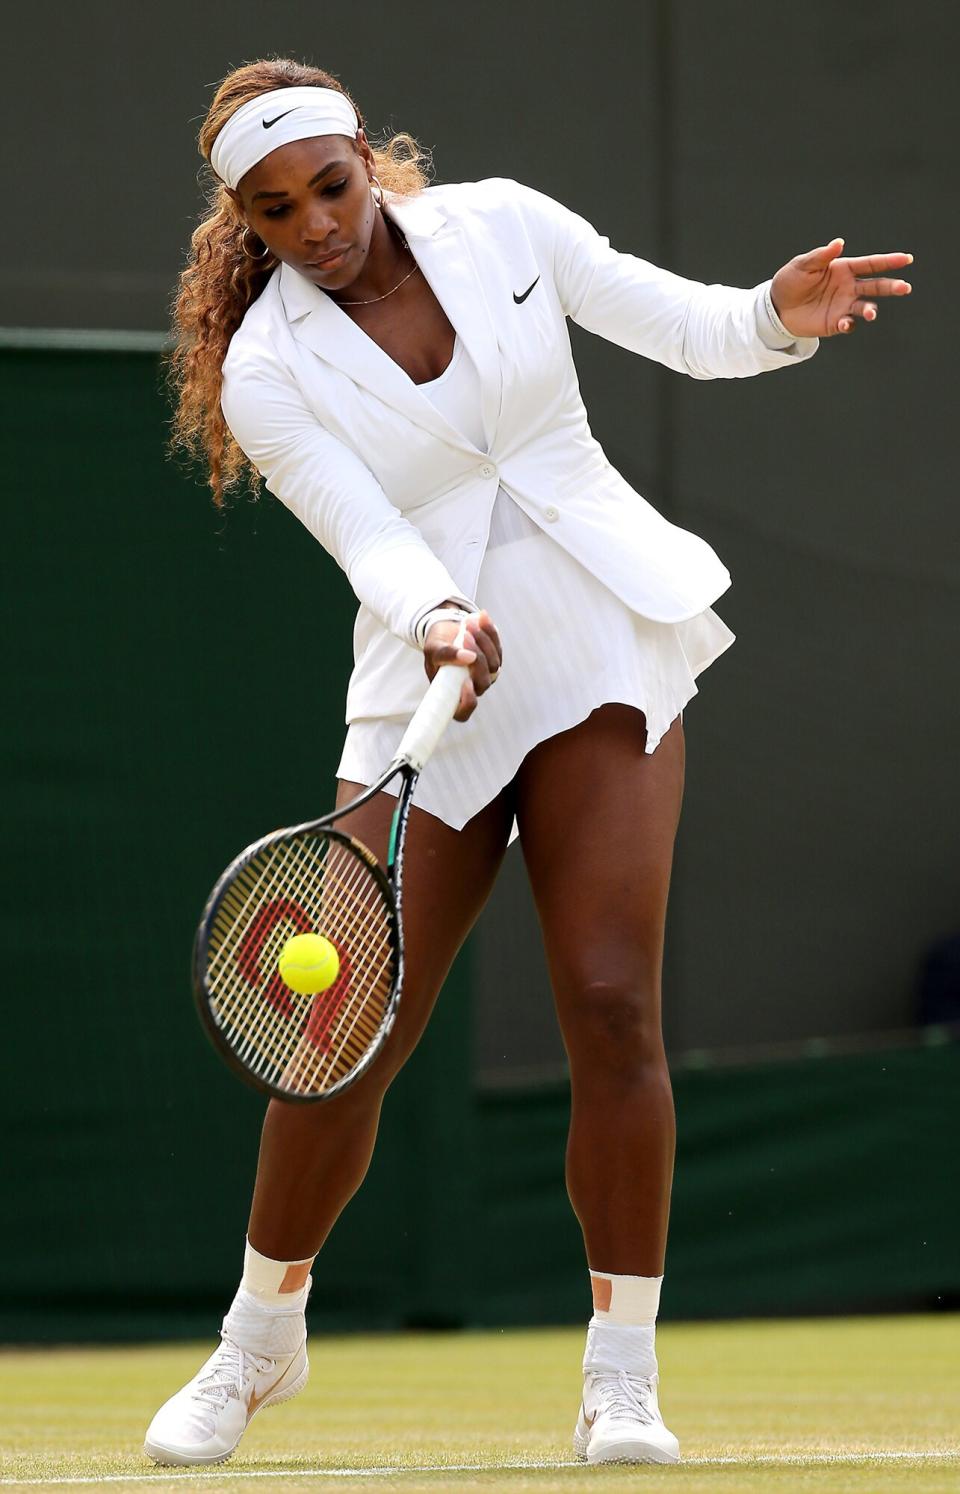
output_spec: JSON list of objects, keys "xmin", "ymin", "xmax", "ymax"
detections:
[{"xmin": 147, "ymin": 57, "xmax": 913, "ymax": 1467}]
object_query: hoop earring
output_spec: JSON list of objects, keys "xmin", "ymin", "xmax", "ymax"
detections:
[
  {"xmin": 370, "ymin": 175, "xmax": 385, "ymax": 207},
  {"xmin": 240, "ymin": 226, "xmax": 270, "ymax": 260}
]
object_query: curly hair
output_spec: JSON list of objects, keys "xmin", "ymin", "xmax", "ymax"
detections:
[{"xmin": 165, "ymin": 58, "xmax": 432, "ymax": 506}]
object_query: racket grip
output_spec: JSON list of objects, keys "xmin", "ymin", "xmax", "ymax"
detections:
[{"xmin": 392, "ymin": 618, "xmax": 472, "ymax": 772}]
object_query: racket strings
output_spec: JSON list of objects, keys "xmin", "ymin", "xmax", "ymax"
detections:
[
  {"xmin": 219, "ymin": 838, "xmax": 391, "ymax": 1075},
  {"xmin": 216, "ymin": 840, "xmax": 392, "ymax": 1092},
  {"xmin": 219, "ymin": 840, "xmax": 383, "ymax": 1062},
  {"xmin": 260, "ymin": 842, "xmax": 393, "ymax": 1089},
  {"xmin": 204, "ymin": 831, "xmax": 396, "ymax": 1096}
]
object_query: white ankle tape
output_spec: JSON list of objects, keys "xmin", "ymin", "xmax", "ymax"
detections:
[
  {"xmin": 241, "ymin": 1238, "xmax": 315, "ymax": 1302},
  {"xmin": 222, "ymin": 1285, "xmax": 308, "ymax": 1356},
  {"xmin": 589, "ymin": 1270, "xmax": 662, "ymax": 1325}
]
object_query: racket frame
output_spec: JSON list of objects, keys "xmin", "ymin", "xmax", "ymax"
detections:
[{"xmin": 192, "ymin": 758, "xmax": 418, "ymax": 1104}]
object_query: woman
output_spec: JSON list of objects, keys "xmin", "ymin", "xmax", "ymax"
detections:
[{"xmin": 148, "ymin": 57, "xmax": 912, "ymax": 1468}]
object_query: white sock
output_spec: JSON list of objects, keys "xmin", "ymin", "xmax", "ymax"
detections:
[
  {"xmin": 220, "ymin": 1240, "xmax": 314, "ymax": 1356},
  {"xmin": 583, "ymin": 1270, "xmax": 663, "ymax": 1380}
]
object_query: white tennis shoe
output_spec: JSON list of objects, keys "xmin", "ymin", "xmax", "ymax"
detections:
[
  {"xmin": 573, "ymin": 1368, "xmax": 680, "ymax": 1464},
  {"xmin": 143, "ymin": 1328, "xmax": 308, "ymax": 1466}
]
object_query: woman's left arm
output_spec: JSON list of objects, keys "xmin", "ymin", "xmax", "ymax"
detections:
[
  {"xmin": 509, "ymin": 180, "xmax": 912, "ymax": 379},
  {"xmin": 769, "ymin": 237, "xmax": 913, "ymax": 338}
]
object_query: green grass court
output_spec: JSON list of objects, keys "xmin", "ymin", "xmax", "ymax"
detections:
[
  {"xmin": 2, "ymin": 1317, "xmax": 957, "ymax": 1492},
  {"xmin": 1, "ymin": 1320, "xmax": 960, "ymax": 1494}
]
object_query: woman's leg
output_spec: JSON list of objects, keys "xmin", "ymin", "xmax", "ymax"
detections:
[
  {"xmin": 515, "ymin": 704, "xmax": 685, "ymax": 1463},
  {"xmin": 514, "ymin": 704, "xmax": 685, "ymax": 1275},
  {"xmin": 145, "ymin": 778, "xmax": 515, "ymax": 1466},
  {"xmin": 248, "ymin": 777, "xmax": 515, "ymax": 1261}
]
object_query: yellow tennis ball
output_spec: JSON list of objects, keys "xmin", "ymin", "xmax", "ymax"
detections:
[{"xmin": 278, "ymin": 933, "xmax": 340, "ymax": 996}]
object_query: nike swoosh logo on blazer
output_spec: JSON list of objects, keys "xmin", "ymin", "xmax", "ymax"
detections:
[
  {"xmin": 513, "ymin": 275, "xmax": 540, "ymax": 304},
  {"xmin": 262, "ymin": 109, "xmax": 296, "ymax": 129}
]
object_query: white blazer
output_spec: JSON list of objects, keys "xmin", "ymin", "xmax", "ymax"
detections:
[{"xmin": 221, "ymin": 177, "xmax": 818, "ymax": 721}]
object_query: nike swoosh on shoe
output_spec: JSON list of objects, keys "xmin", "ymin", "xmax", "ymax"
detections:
[{"xmin": 246, "ymin": 1349, "xmax": 305, "ymax": 1421}]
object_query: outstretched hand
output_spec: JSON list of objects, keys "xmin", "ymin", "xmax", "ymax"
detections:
[{"xmin": 771, "ymin": 239, "xmax": 913, "ymax": 338}]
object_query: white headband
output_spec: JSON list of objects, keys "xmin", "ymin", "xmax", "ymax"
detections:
[{"xmin": 210, "ymin": 86, "xmax": 360, "ymax": 190}]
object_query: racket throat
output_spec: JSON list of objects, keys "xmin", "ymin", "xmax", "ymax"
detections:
[
  {"xmin": 386, "ymin": 771, "xmax": 418, "ymax": 880},
  {"xmin": 387, "ymin": 805, "xmax": 401, "ymax": 873}
]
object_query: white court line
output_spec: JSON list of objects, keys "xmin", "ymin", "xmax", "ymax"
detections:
[{"xmin": 2, "ymin": 1449, "xmax": 959, "ymax": 1484}]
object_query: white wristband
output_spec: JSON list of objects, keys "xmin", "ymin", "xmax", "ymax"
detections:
[
  {"xmin": 755, "ymin": 280, "xmax": 798, "ymax": 349},
  {"xmin": 414, "ymin": 605, "xmax": 473, "ymax": 650}
]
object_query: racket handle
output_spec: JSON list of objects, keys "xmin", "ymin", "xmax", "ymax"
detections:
[{"xmin": 392, "ymin": 617, "xmax": 472, "ymax": 772}]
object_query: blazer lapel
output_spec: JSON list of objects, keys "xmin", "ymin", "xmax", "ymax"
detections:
[
  {"xmin": 279, "ymin": 191, "xmax": 502, "ymax": 454},
  {"xmin": 390, "ymin": 195, "xmax": 503, "ymax": 452}
]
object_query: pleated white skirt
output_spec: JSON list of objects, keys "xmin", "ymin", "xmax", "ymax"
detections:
[{"xmin": 336, "ymin": 492, "xmax": 735, "ymax": 846}]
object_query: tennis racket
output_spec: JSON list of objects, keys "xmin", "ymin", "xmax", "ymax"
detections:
[{"xmin": 193, "ymin": 623, "xmax": 470, "ymax": 1104}]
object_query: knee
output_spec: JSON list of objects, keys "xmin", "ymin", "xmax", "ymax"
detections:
[
  {"xmin": 345, "ymin": 1013, "xmax": 430, "ymax": 1103},
  {"xmin": 336, "ymin": 982, "xmax": 443, "ymax": 1104},
  {"xmin": 360, "ymin": 1033, "xmax": 414, "ymax": 1097},
  {"xmin": 564, "ymin": 979, "xmax": 667, "ymax": 1084}
]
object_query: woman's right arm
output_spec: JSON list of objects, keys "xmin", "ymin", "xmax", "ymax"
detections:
[{"xmin": 220, "ymin": 357, "xmax": 477, "ymax": 651}]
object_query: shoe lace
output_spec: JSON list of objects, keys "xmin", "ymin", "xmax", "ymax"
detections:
[
  {"xmin": 192, "ymin": 1333, "xmax": 273, "ymax": 1412},
  {"xmin": 593, "ymin": 1369, "xmax": 656, "ymax": 1425}
]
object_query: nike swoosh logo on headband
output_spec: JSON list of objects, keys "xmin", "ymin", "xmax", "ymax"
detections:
[
  {"xmin": 262, "ymin": 109, "xmax": 297, "ymax": 129},
  {"xmin": 513, "ymin": 275, "xmax": 540, "ymax": 304}
]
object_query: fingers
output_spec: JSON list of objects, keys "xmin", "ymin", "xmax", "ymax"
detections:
[
  {"xmin": 464, "ymin": 609, "xmax": 503, "ymax": 683},
  {"xmin": 836, "ymin": 276, "xmax": 914, "ymax": 333},
  {"xmin": 838, "ymin": 306, "xmax": 875, "ymax": 333},
  {"xmin": 836, "ymin": 298, "xmax": 885, "ymax": 333},
  {"xmin": 849, "ymin": 275, "xmax": 912, "ymax": 299},
  {"xmin": 836, "ymin": 258, "xmax": 914, "ymax": 336},
  {"xmin": 454, "ymin": 676, "xmax": 478, "ymax": 722},
  {"xmin": 425, "ymin": 608, "xmax": 503, "ymax": 721},
  {"xmin": 837, "ymin": 305, "xmax": 879, "ymax": 333},
  {"xmin": 836, "ymin": 267, "xmax": 914, "ymax": 333},
  {"xmin": 800, "ymin": 244, "xmax": 915, "ymax": 279},
  {"xmin": 460, "ymin": 609, "xmax": 503, "ymax": 717},
  {"xmin": 429, "ymin": 638, "xmax": 480, "ymax": 669},
  {"xmin": 843, "ymin": 252, "xmax": 914, "ymax": 275},
  {"xmin": 428, "ymin": 646, "xmax": 478, "ymax": 721},
  {"xmin": 799, "ymin": 237, "xmax": 846, "ymax": 268}
]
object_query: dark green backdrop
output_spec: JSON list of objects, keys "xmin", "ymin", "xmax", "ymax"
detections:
[{"xmin": 2, "ymin": 347, "xmax": 957, "ymax": 1342}]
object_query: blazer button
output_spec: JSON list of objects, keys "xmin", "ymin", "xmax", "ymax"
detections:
[
  {"xmin": 544, "ymin": 505, "xmax": 559, "ymax": 522},
  {"xmin": 479, "ymin": 462, "xmax": 497, "ymax": 479}
]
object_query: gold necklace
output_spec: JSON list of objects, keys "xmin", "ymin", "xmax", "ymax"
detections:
[
  {"xmin": 334, "ymin": 259, "xmax": 421, "ymax": 306},
  {"xmin": 332, "ymin": 223, "xmax": 421, "ymax": 307}
]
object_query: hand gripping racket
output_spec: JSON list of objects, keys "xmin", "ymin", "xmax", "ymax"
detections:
[{"xmin": 193, "ymin": 626, "xmax": 470, "ymax": 1103}]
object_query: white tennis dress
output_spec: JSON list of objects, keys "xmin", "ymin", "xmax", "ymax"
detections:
[{"xmin": 336, "ymin": 333, "xmax": 735, "ymax": 846}]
